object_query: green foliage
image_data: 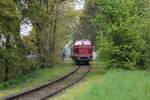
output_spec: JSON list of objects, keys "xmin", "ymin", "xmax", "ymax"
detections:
[
  {"xmin": 134, "ymin": 13, "xmax": 150, "ymax": 68},
  {"xmin": 0, "ymin": 0, "xmax": 79, "ymax": 82},
  {"xmin": 0, "ymin": 0, "xmax": 30, "ymax": 82},
  {"xmin": 79, "ymin": 0, "xmax": 97, "ymax": 41},
  {"xmin": 0, "ymin": 0, "xmax": 20, "ymax": 34},
  {"xmin": 51, "ymin": 62, "xmax": 150, "ymax": 100},
  {"xmin": 0, "ymin": 62, "xmax": 73, "ymax": 99},
  {"xmin": 95, "ymin": 0, "xmax": 150, "ymax": 69},
  {"xmin": 0, "ymin": 49, "xmax": 29, "ymax": 81},
  {"xmin": 97, "ymin": 36, "xmax": 114, "ymax": 67}
]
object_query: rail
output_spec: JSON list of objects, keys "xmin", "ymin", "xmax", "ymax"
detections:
[{"xmin": 5, "ymin": 65, "xmax": 90, "ymax": 100}]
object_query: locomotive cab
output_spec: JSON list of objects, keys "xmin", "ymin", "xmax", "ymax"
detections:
[{"xmin": 72, "ymin": 40, "xmax": 93, "ymax": 65}]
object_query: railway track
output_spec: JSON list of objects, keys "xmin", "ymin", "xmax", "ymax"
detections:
[{"xmin": 5, "ymin": 65, "xmax": 90, "ymax": 100}]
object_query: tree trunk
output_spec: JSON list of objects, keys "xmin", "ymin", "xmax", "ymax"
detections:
[{"xmin": 4, "ymin": 35, "xmax": 11, "ymax": 81}]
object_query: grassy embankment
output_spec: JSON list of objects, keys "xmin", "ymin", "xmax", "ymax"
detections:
[
  {"xmin": 0, "ymin": 61, "xmax": 74, "ymax": 99},
  {"xmin": 52, "ymin": 62, "xmax": 150, "ymax": 100}
]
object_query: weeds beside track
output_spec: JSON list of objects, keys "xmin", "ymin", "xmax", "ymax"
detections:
[{"xmin": 6, "ymin": 65, "xmax": 90, "ymax": 100}]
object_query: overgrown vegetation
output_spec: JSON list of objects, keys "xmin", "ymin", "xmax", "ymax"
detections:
[
  {"xmin": 0, "ymin": 0, "xmax": 28, "ymax": 81},
  {"xmin": 95, "ymin": 0, "xmax": 150, "ymax": 69},
  {"xmin": 51, "ymin": 62, "xmax": 150, "ymax": 100},
  {"xmin": 0, "ymin": 0, "xmax": 80, "ymax": 82},
  {"xmin": 1, "ymin": 0, "xmax": 150, "ymax": 97},
  {"xmin": 82, "ymin": 0, "xmax": 150, "ymax": 69},
  {"xmin": 0, "ymin": 62, "xmax": 73, "ymax": 99}
]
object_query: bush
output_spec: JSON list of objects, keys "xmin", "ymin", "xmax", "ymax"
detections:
[
  {"xmin": 97, "ymin": 33, "xmax": 145, "ymax": 69},
  {"xmin": 95, "ymin": 0, "xmax": 149, "ymax": 69},
  {"xmin": 0, "ymin": 48, "xmax": 30, "ymax": 81}
]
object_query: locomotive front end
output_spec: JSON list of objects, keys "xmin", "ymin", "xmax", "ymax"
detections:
[{"xmin": 72, "ymin": 39, "xmax": 93, "ymax": 65}]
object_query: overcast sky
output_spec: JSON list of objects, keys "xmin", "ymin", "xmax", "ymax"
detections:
[
  {"xmin": 20, "ymin": 0, "xmax": 84, "ymax": 36},
  {"xmin": 20, "ymin": 23, "xmax": 32, "ymax": 36},
  {"xmin": 74, "ymin": 0, "xmax": 84, "ymax": 10}
]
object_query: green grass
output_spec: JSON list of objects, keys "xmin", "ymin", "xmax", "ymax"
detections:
[
  {"xmin": 0, "ymin": 61, "xmax": 73, "ymax": 99},
  {"xmin": 51, "ymin": 62, "xmax": 150, "ymax": 100}
]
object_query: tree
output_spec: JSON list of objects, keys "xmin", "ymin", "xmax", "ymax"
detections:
[
  {"xmin": 95, "ymin": 0, "xmax": 150, "ymax": 69},
  {"xmin": 79, "ymin": 0, "xmax": 97, "ymax": 42},
  {"xmin": 0, "ymin": 0, "xmax": 28, "ymax": 81},
  {"xmin": 22, "ymin": 0, "xmax": 80, "ymax": 66}
]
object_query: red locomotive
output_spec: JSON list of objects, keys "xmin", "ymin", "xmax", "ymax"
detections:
[{"xmin": 71, "ymin": 39, "xmax": 93, "ymax": 65}]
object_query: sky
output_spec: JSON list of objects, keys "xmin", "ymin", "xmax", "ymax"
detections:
[
  {"xmin": 74, "ymin": 0, "xmax": 84, "ymax": 10},
  {"xmin": 20, "ymin": 0, "xmax": 84, "ymax": 36},
  {"xmin": 20, "ymin": 23, "xmax": 32, "ymax": 36}
]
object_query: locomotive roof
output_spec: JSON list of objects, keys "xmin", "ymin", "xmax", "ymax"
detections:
[{"xmin": 74, "ymin": 40, "xmax": 92, "ymax": 45}]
